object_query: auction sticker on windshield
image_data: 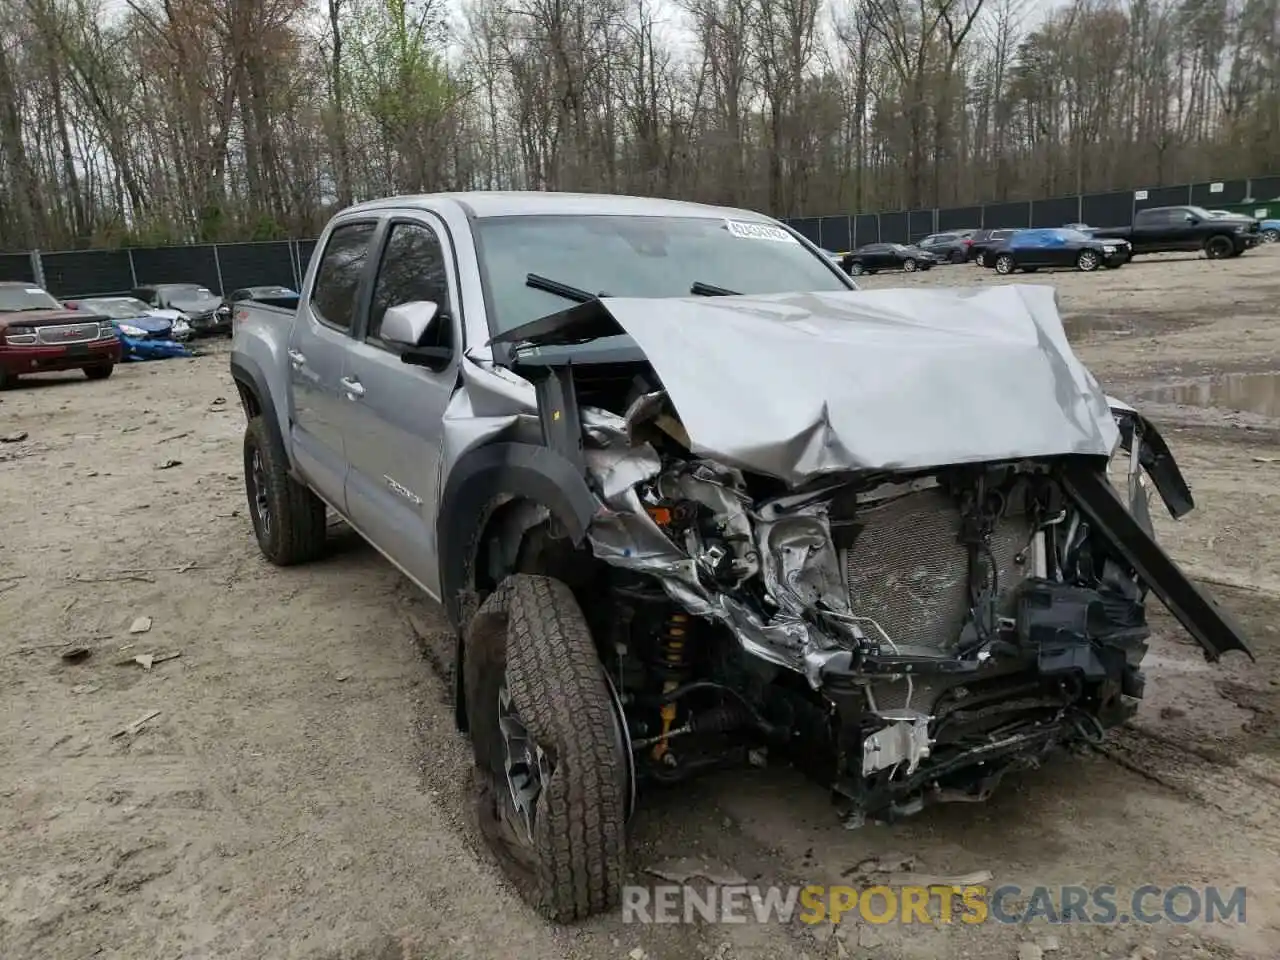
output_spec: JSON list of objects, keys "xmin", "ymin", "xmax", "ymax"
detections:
[{"xmin": 725, "ymin": 220, "xmax": 797, "ymax": 243}]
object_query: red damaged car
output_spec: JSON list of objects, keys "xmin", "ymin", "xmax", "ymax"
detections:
[{"xmin": 0, "ymin": 282, "xmax": 122, "ymax": 388}]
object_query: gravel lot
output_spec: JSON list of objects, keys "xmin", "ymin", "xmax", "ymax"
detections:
[{"xmin": 3, "ymin": 248, "xmax": 1279, "ymax": 960}]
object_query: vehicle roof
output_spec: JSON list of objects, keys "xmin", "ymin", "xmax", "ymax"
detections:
[
  {"xmin": 345, "ymin": 191, "xmax": 777, "ymax": 222},
  {"xmin": 142, "ymin": 282, "xmax": 210, "ymax": 289}
]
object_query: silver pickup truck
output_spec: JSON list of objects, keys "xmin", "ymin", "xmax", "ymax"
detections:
[{"xmin": 230, "ymin": 191, "xmax": 1253, "ymax": 922}]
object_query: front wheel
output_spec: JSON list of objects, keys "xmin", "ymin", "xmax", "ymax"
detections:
[
  {"xmin": 994, "ymin": 253, "xmax": 1016, "ymax": 274},
  {"xmin": 83, "ymin": 364, "xmax": 114, "ymax": 381},
  {"xmin": 1076, "ymin": 250, "xmax": 1101, "ymax": 272},
  {"xmin": 903, "ymin": 258, "xmax": 918, "ymax": 272},
  {"xmin": 465, "ymin": 574, "xmax": 627, "ymax": 922},
  {"xmin": 242, "ymin": 416, "xmax": 327, "ymax": 566},
  {"xmin": 1262, "ymin": 228, "xmax": 1279, "ymax": 244},
  {"xmin": 1204, "ymin": 235, "xmax": 1234, "ymax": 259}
]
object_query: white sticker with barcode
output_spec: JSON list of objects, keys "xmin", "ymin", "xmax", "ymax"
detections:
[{"xmin": 725, "ymin": 219, "xmax": 797, "ymax": 243}]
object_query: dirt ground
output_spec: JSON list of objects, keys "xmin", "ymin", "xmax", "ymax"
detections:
[{"xmin": 3, "ymin": 247, "xmax": 1279, "ymax": 960}]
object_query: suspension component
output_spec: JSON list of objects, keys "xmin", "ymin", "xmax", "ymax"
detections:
[{"xmin": 652, "ymin": 611, "xmax": 694, "ymax": 762}]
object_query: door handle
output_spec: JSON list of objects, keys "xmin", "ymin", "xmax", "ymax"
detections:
[
  {"xmin": 288, "ymin": 349, "xmax": 305, "ymax": 368},
  {"xmin": 340, "ymin": 376, "xmax": 365, "ymax": 399}
]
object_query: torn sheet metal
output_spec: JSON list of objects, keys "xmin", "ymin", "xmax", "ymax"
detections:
[{"xmin": 503, "ymin": 286, "xmax": 1121, "ymax": 487}]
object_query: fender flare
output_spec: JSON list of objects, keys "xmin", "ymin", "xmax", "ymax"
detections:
[
  {"xmin": 439, "ymin": 442, "xmax": 601, "ymax": 732},
  {"xmin": 229, "ymin": 354, "xmax": 289, "ymax": 468}
]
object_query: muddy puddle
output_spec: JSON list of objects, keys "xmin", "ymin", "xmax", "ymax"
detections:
[
  {"xmin": 1136, "ymin": 371, "xmax": 1280, "ymax": 416},
  {"xmin": 1064, "ymin": 309, "xmax": 1208, "ymax": 337}
]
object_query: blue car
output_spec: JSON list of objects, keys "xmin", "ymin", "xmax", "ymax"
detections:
[
  {"xmin": 65, "ymin": 297, "xmax": 192, "ymax": 361},
  {"xmin": 1261, "ymin": 219, "xmax": 1279, "ymax": 244}
]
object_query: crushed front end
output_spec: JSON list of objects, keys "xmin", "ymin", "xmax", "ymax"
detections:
[{"xmin": 495, "ymin": 287, "xmax": 1254, "ymax": 823}]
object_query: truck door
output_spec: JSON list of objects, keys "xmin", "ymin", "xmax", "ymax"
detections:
[
  {"xmin": 288, "ymin": 219, "xmax": 378, "ymax": 509},
  {"xmin": 340, "ymin": 214, "xmax": 460, "ymax": 600}
]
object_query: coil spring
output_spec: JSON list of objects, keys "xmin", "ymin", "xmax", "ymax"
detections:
[{"xmin": 654, "ymin": 611, "xmax": 693, "ymax": 680}]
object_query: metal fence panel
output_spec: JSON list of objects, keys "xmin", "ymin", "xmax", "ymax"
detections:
[
  {"xmin": 1081, "ymin": 191, "xmax": 1134, "ymax": 227},
  {"xmin": 818, "ymin": 216, "xmax": 851, "ymax": 251},
  {"xmin": 1248, "ymin": 176, "xmax": 1280, "ymax": 201},
  {"xmin": 879, "ymin": 211, "xmax": 909, "ymax": 243},
  {"xmin": 1134, "ymin": 184, "xmax": 1191, "ymax": 212},
  {"xmin": 130, "ymin": 245, "xmax": 221, "ymax": 294},
  {"xmin": 908, "ymin": 209, "xmax": 934, "ymax": 241},
  {"xmin": 853, "ymin": 215, "xmax": 879, "ymax": 247},
  {"xmin": 0, "ymin": 254, "xmax": 35, "ymax": 284},
  {"xmin": 215, "ymin": 242, "xmax": 296, "ymax": 294},
  {"xmin": 787, "ymin": 217, "xmax": 821, "ymax": 245},
  {"xmin": 938, "ymin": 206, "xmax": 981, "ymax": 231},
  {"xmin": 1031, "ymin": 196, "xmax": 1080, "ymax": 227},
  {"xmin": 983, "ymin": 201, "xmax": 1031, "ymax": 228},
  {"xmin": 296, "ymin": 240, "xmax": 319, "ymax": 285},
  {"xmin": 41, "ymin": 250, "xmax": 133, "ymax": 298},
  {"xmin": 1191, "ymin": 179, "xmax": 1248, "ymax": 206}
]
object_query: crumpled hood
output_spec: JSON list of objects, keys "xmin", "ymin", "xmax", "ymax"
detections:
[{"xmin": 499, "ymin": 284, "xmax": 1120, "ymax": 486}]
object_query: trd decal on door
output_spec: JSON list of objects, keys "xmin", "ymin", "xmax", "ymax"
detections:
[{"xmin": 383, "ymin": 475, "xmax": 423, "ymax": 506}]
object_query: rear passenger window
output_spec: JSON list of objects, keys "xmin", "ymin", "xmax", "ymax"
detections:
[
  {"xmin": 368, "ymin": 221, "xmax": 452, "ymax": 346},
  {"xmin": 311, "ymin": 221, "xmax": 376, "ymax": 331}
]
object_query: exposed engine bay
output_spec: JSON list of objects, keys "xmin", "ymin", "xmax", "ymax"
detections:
[{"xmin": 479, "ymin": 287, "xmax": 1254, "ymax": 824}]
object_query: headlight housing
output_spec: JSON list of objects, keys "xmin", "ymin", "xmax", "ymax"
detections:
[
  {"xmin": 5, "ymin": 324, "xmax": 36, "ymax": 345},
  {"xmin": 117, "ymin": 323, "xmax": 147, "ymax": 337}
]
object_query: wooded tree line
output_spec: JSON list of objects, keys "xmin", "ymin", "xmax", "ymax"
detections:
[{"xmin": 0, "ymin": 0, "xmax": 1276, "ymax": 250}]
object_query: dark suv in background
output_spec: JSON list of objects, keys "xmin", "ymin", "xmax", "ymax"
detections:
[
  {"xmin": 917, "ymin": 229, "xmax": 977, "ymax": 263},
  {"xmin": 968, "ymin": 228, "xmax": 1022, "ymax": 265}
]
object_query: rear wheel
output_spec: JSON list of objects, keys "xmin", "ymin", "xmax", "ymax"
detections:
[
  {"xmin": 465, "ymin": 574, "xmax": 626, "ymax": 922},
  {"xmin": 1262, "ymin": 228, "xmax": 1279, "ymax": 244},
  {"xmin": 994, "ymin": 253, "xmax": 1016, "ymax": 275},
  {"xmin": 242, "ymin": 415, "xmax": 327, "ymax": 566},
  {"xmin": 848, "ymin": 261, "xmax": 865, "ymax": 276},
  {"xmin": 1076, "ymin": 249, "xmax": 1100, "ymax": 272},
  {"xmin": 83, "ymin": 364, "xmax": 114, "ymax": 380},
  {"xmin": 950, "ymin": 250, "xmax": 966, "ymax": 264},
  {"xmin": 903, "ymin": 258, "xmax": 918, "ymax": 272},
  {"xmin": 1204, "ymin": 235, "xmax": 1234, "ymax": 259}
]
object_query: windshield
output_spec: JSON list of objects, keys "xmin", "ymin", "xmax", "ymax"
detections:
[
  {"xmin": 83, "ymin": 298, "xmax": 152, "ymax": 318},
  {"xmin": 1185, "ymin": 206, "xmax": 1215, "ymax": 220},
  {"xmin": 163, "ymin": 285, "xmax": 216, "ymax": 301},
  {"xmin": 0, "ymin": 286, "xmax": 60, "ymax": 312},
  {"xmin": 473, "ymin": 214, "xmax": 850, "ymax": 335},
  {"xmin": 1058, "ymin": 229, "xmax": 1092, "ymax": 242}
]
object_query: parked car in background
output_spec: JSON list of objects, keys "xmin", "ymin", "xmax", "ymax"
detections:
[
  {"xmin": 1092, "ymin": 206, "xmax": 1260, "ymax": 259},
  {"xmin": 132, "ymin": 283, "xmax": 229, "ymax": 336},
  {"xmin": 64, "ymin": 297, "xmax": 192, "ymax": 359},
  {"xmin": 840, "ymin": 242, "xmax": 938, "ymax": 275},
  {"xmin": 917, "ymin": 229, "xmax": 977, "ymax": 263},
  {"xmin": 223, "ymin": 285, "xmax": 300, "ymax": 313},
  {"xmin": 985, "ymin": 228, "xmax": 1130, "ymax": 274},
  {"xmin": 966, "ymin": 228, "xmax": 1019, "ymax": 263},
  {"xmin": 1260, "ymin": 219, "xmax": 1279, "ymax": 243},
  {"xmin": 0, "ymin": 282, "xmax": 121, "ymax": 387},
  {"xmin": 66, "ymin": 296, "xmax": 192, "ymax": 342}
]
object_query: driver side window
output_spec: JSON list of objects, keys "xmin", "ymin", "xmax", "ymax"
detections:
[{"xmin": 367, "ymin": 221, "xmax": 453, "ymax": 351}]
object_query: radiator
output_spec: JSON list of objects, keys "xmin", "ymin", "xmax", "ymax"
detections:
[{"xmin": 842, "ymin": 487, "xmax": 1035, "ymax": 658}]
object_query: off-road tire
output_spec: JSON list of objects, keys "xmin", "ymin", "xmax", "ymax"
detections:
[
  {"xmin": 83, "ymin": 364, "xmax": 114, "ymax": 380},
  {"xmin": 994, "ymin": 253, "xmax": 1016, "ymax": 274},
  {"xmin": 242, "ymin": 415, "xmax": 326, "ymax": 566},
  {"xmin": 1076, "ymin": 250, "xmax": 1100, "ymax": 272},
  {"xmin": 1204, "ymin": 235, "xmax": 1234, "ymax": 259},
  {"xmin": 465, "ymin": 574, "xmax": 625, "ymax": 923}
]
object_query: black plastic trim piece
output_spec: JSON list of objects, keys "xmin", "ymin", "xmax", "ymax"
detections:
[
  {"xmin": 487, "ymin": 298, "xmax": 626, "ymax": 347},
  {"xmin": 436, "ymin": 442, "xmax": 600, "ymax": 629},
  {"xmin": 1061, "ymin": 463, "xmax": 1254, "ymax": 662},
  {"xmin": 229, "ymin": 354, "xmax": 290, "ymax": 470},
  {"xmin": 1113, "ymin": 407, "xmax": 1194, "ymax": 518}
]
